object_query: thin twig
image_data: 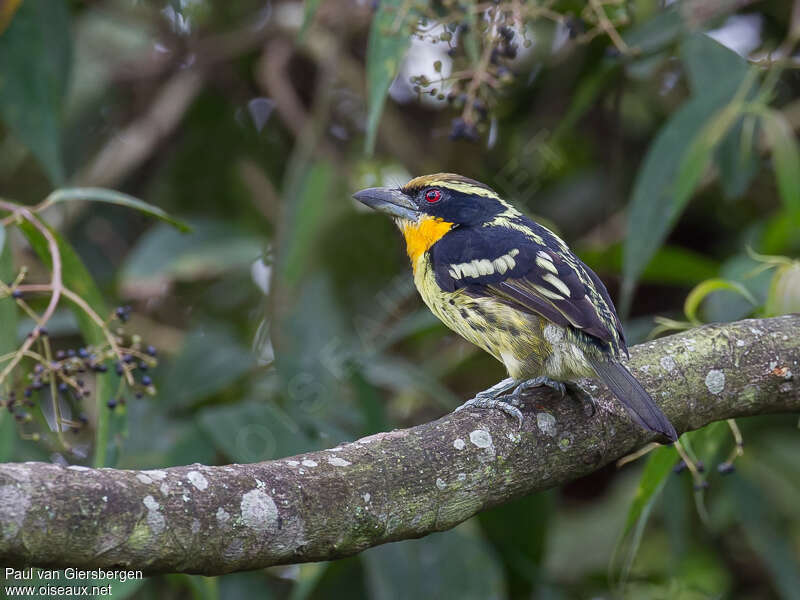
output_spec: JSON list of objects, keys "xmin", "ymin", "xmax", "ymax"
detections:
[{"xmin": 0, "ymin": 203, "xmax": 62, "ymax": 387}]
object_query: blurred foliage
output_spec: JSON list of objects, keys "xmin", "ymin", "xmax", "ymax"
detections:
[{"xmin": 1, "ymin": 0, "xmax": 800, "ymax": 598}]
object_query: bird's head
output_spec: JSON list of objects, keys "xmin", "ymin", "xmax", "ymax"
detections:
[
  {"xmin": 354, "ymin": 173, "xmax": 519, "ymax": 265},
  {"xmin": 353, "ymin": 173, "xmax": 513, "ymax": 228}
]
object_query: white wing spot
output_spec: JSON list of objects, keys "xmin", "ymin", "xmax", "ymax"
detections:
[
  {"xmin": 536, "ymin": 256, "xmax": 558, "ymax": 274},
  {"xmin": 475, "ymin": 259, "xmax": 494, "ymax": 275},
  {"xmin": 542, "ymin": 273, "xmax": 571, "ymax": 297},
  {"xmin": 532, "ymin": 284, "xmax": 563, "ymax": 301},
  {"xmin": 493, "ymin": 257, "xmax": 509, "ymax": 274}
]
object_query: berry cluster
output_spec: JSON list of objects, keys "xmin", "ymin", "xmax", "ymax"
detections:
[
  {"xmin": 1, "ymin": 304, "xmax": 159, "ymax": 445},
  {"xmin": 396, "ymin": 0, "xmax": 633, "ymax": 142}
]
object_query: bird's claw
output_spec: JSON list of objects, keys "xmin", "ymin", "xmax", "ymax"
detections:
[
  {"xmin": 516, "ymin": 376, "xmax": 567, "ymax": 398},
  {"xmin": 454, "ymin": 395, "xmax": 524, "ymax": 428},
  {"xmin": 453, "ymin": 376, "xmax": 569, "ymax": 429}
]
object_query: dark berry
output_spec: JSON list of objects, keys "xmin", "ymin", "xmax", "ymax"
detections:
[
  {"xmin": 696, "ymin": 461, "xmax": 705, "ymax": 473},
  {"xmin": 115, "ymin": 363, "xmax": 124, "ymax": 376},
  {"xmin": 565, "ymin": 16, "xmax": 586, "ymax": 38},
  {"xmin": 58, "ymin": 383, "xmax": 68, "ymax": 393},
  {"xmin": 23, "ymin": 388, "xmax": 32, "ymax": 398},
  {"xmin": 11, "ymin": 290, "xmax": 23, "ymax": 299},
  {"xmin": 673, "ymin": 460, "xmax": 687, "ymax": 474},
  {"xmin": 693, "ymin": 481, "xmax": 710, "ymax": 491},
  {"xmin": 56, "ymin": 350, "xmax": 65, "ymax": 359},
  {"xmin": 138, "ymin": 362, "xmax": 148, "ymax": 372},
  {"xmin": 141, "ymin": 375, "xmax": 152, "ymax": 386},
  {"xmin": 717, "ymin": 462, "xmax": 736, "ymax": 475},
  {"xmin": 78, "ymin": 348, "xmax": 89, "ymax": 359},
  {"xmin": 67, "ymin": 349, "xmax": 76, "ymax": 357},
  {"xmin": 123, "ymin": 354, "xmax": 134, "ymax": 364},
  {"xmin": 107, "ymin": 399, "xmax": 117, "ymax": 410},
  {"xmin": 449, "ymin": 117, "xmax": 478, "ymax": 141},
  {"xmin": 146, "ymin": 345, "xmax": 157, "ymax": 357}
]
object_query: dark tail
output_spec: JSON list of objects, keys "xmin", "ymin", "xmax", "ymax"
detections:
[{"xmin": 589, "ymin": 358, "xmax": 678, "ymax": 442}]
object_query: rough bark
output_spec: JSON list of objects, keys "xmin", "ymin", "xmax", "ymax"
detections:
[{"xmin": 1, "ymin": 316, "xmax": 798, "ymax": 575}]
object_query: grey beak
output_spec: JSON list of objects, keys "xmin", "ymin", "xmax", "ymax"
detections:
[{"xmin": 353, "ymin": 187, "xmax": 419, "ymax": 221}]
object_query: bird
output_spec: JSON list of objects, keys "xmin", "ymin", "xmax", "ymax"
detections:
[{"xmin": 353, "ymin": 173, "xmax": 678, "ymax": 442}]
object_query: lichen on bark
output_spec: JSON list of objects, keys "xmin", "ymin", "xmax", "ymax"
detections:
[{"xmin": 0, "ymin": 316, "xmax": 798, "ymax": 575}]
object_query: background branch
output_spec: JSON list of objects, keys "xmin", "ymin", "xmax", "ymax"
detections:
[{"xmin": 0, "ymin": 316, "xmax": 798, "ymax": 575}]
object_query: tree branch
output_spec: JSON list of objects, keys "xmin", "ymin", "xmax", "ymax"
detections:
[{"xmin": 1, "ymin": 316, "xmax": 798, "ymax": 574}]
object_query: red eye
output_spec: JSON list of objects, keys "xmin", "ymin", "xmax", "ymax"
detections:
[{"xmin": 425, "ymin": 189, "xmax": 442, "ymax": 203}]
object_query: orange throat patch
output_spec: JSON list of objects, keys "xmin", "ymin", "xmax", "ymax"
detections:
[{"xmin": 400, "ymin": 216, "xmax": 454, "ymax": 269}]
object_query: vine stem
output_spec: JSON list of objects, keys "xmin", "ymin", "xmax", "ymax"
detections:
[{"xmin": 0, "ymin": 202, "xmax": 62, "ymax": 387}]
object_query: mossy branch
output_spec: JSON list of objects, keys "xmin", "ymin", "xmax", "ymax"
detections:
[{"xmin": 0, "ymin": 316, "xmax": 798, "ymax": 575}]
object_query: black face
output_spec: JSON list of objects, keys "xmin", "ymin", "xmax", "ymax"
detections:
[
  {"xmin": 405, "ymin": 186, "xmax": 506, "ymax": 226},
  {"xmin": 353, "ymin": 174, "xmax": 508, "ymax": 227}
]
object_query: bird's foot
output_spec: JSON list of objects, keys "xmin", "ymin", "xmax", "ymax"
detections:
[
  {"xmin": 509, "ymin": 376, "xmax": 567, "ymax": 400},
  {"xmin": 454, "ymin": 377, "xmax": 523, "ymax": 427},
  {"xmin": 570, "ymin": 380, "xmax": 598, "ymax": 417}
]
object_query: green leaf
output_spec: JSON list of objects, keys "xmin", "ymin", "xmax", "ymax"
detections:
[
  {"xmin": 759, "ymin": 108, "xmax": 800, "ymax": 220},
  {"xmin": 613, "ymin": 445, "xmax": 677, "ymax": 582},
  {"xmin": 578, "ymin": 243, "xmax": 719, "ymax": 287},
  {"xmin": 622, "ymin": 6, "xmax": 684, "ymax": 55},
  {"xmin": 120, "ymin": 219, "xmax": 262, "ymax": 290},
  {"xmin": 621, "ymin": 33, "xmax": 750, "ymax": 314},
  {"xmin": 552, "ymin": 62, "xmax": 618, "ymax": 143},
  {"xmin": 683, "ymin": 278, "xmax": 757, "ymax": 324},
  {"xmin": 681, "ymin": 33, "xmax": 748, "ymax": 95},
  {"xmin": 364, "ymin": 0, "xmax": 412, "ymax": 154},
  {"xmin": 363, "ymin": 527, "xmax": 505, "ymax": 600},
  {"xmin": 159, "ymin": 326, "xmax": 256, "ymax": 410},
  {"xmin": 0, "ymin": 0, "xmax": 70, "ymax": 184},
  {"xmin": 765, "ymin": 262, "xmax": 800, "ymax": 316},
  {"xmin": 43, "ymin": 187, "xmax": 190, "ymax": 232},
  {"xmin": 197, "ymin": 400, "xmax": 312, "ymax": 462},
  {"xmin": 0, "ymin": 227, "xmax": 17, "ymax": 461},
  {"xmin": 478, "ymin": 492, "xmax": 553, "ymax": 598},
  {"xmin": 278, "ymin": 162, "xmax": 338, "ymax": 287},
  {"xmin": 730, "ymin": 476, "xmax": 800, "ymax": 600},
  {"xmin": 715, "ymin": 116, "xmax": 760, "ymax": 200}
]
